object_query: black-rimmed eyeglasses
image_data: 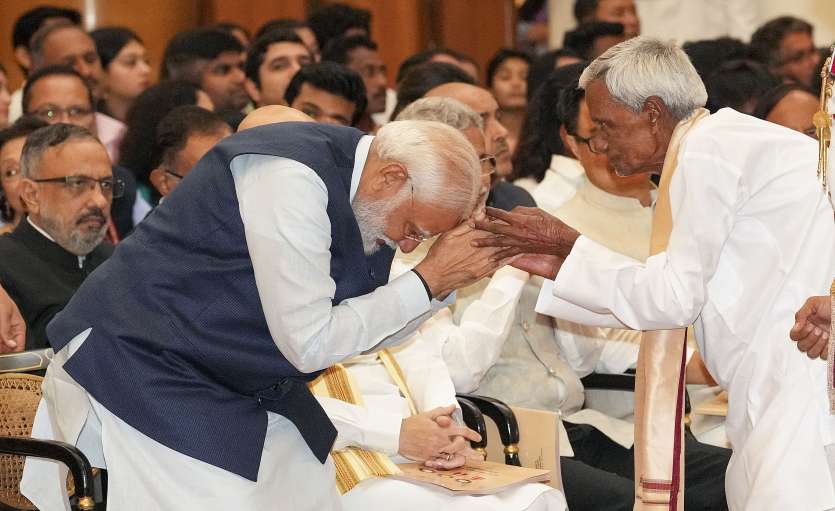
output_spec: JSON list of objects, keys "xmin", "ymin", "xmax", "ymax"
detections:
[{"xmin": 31, "ymin": 175, "xmax": 125, "ymax": 198}]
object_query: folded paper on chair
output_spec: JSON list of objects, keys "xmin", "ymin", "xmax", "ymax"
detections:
[{"xmin": 393, "ymin": 461, "xmax": 550, "ymax": 495}]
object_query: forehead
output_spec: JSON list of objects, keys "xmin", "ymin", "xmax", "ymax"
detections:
[
  {"xmin": 39, "ymin": 139, "xmax": 112, "ymax": 177},
  {"xmin": 296, "ymin": 83, "xmax": 355, "ymax": 107},
  {"xmin": 264, "ymin": 42, "xmax": 309, "ymax": 61},
  {"xmin": 28, "ymin": 75, "xmax": 90, "ymax": 107},
  {"xmin": 43, "ymin": 27, "xmax": 95, "ymax": 56},
  {"xmin": 212, "ymin": 51, "xmax": 243, "ymax": 65},
  {"xmin": 116, "ymin": 39, "xmax": 144, "ymax": 56},
  {"xmin": 780, "ymin": 31, "xmax": 814, "ymax": 51},
  {"xmin": 584, "ymin": 79, "xmax": 620, "ymax": 115},
  {"xmin": 496, "ymin": 58, "xmax": 529, "ymax": 72},
  {"xmin": 347, "ymin": 46, "xmax": 382, "ymax": 66},
  {"xmin": 175, "ymin": 132, "xmax": 228, "ymax": 167}
]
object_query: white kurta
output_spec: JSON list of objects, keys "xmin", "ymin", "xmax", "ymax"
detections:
[
  {"xmin": 536, "ymin": 109, "xmax": 835, "ymax": 511},
  {"xmin": 21, "ymin": 135, "xmax": 453, "ymax": 510}
]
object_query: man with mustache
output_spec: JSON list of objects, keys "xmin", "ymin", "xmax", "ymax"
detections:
[
  {"xmin": 0, "ymin": 123, "xmax": 115, "ymax": 350},
  {"xmin": 426, "ymin": 82, "xmax": 537, "ymax": 212}
]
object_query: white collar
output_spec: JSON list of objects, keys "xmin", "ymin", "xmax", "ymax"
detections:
[{"xmin": 350, "ymin": 135, "xmax": 374, "ymax": 202}]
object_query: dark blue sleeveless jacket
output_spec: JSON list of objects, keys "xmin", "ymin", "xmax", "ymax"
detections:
[{"xmin": 47, "ymin": 122, "xmax": 395, "ymax": 481}]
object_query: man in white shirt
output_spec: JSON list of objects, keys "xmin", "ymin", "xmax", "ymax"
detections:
[
  {"xmin": 475, "ymin": 37, "xmax": 835, "ymax": 510},
  {"xmin": 21, "ymin": 118, "xmax": 506, "ymax": 510}
]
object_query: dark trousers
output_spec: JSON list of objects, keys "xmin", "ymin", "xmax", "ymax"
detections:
[{"xmin": 561, "ymin": 422, "xmax": 730, "ymax": 511}]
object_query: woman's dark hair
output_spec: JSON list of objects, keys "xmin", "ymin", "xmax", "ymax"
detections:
[
  {"xmin": 90, "ymin": 27, "xmax": 143, "ymax": 69},
  {"xmin": 391, "ymin": 62, "xmax": 475, "ymax": 120},
  {"xmin": 527, "ymin": 48, "xmax": 581, "ymax": 100},
  {"xmin": 118, "ymin": 80, "xmax": 204, "ymax": 189},
  {"xmin": 485, "ymin": 48, "xmax": 532, "ymax": 88},
  {"xmin": 511, "ymin": 62, "xmax": 587, "ymax": 183},
  {"xmin": 752, "ymin": 82, "xmax": 816, "ymax": 120},
  {"xmin": 704, "ymin": 59, "xmax": 779, "ymax": 113}
]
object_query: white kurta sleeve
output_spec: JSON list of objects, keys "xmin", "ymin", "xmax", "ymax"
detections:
[
  {"xmin": 316, "ymin": 396, "xmax": 403, "ymax": 455},
  {"xmin": 435, "ymin": 267, "xmax": 529, "ymax": 393},
  {"xmin": 542, "ymin": 150, "xmax": 741, "ymax": 331},
  {"xmin": 232, "ymin": 154, "xmax": 434, "ymax": 373}
]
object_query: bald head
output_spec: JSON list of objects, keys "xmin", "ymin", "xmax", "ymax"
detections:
[
  {"xmin": 425, "ymin": 82, "xmax": 512, "ymax": 177},
  {"xmin": 238, "ymin": 105, "xmax": 314, "ymax": 131}
]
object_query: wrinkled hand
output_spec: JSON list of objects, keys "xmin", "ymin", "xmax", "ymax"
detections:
[
  {"xmin": 414, "ymin": 223, "xmax": 513, "ymax": 298},
  {"xmin": 0, "ymin": 285, "xmax": 25, "ymax": 353},
  {"xmin": 473, "ymin": 207, "xmax": 580, "ymax": 263},
  {"xmin": 790, "ymin": 295, "xmax": 831, "ymax": 359},
  {"xmin": 421, "ymin": 412, "xmax": 484, "ymax": 470},
  {"xmin": 398, "ymin": 405, "xmax": 482, "ymax": 463},
  {"xmin": 508, "ymin": 254, "xmax": 565, "ymax": 280}
]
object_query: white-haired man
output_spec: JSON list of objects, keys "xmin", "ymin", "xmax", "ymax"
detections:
[
  {"xmin": 309, "ymin": 97, "xmax": 565, "ymax": 510},
  {"xmin": 22, "ymin": 119, "xmax": 505, "ymax": 510},
  {"xmin": 476, "ymin": 37, "xmax": 835, "ymax": 510}
]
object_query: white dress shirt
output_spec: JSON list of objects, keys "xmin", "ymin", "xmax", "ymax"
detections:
[
  {"xmin": 537, "ymin": 109, "xmax": 835, "ymax": 510},
  {"xmin": 231, "ymin": 135, "xmax": 447, "ymax": 372}
]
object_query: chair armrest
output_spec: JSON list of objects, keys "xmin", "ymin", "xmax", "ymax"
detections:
[
  {"xmin": 456, "ymin": 396, "xmax": 488, "ymax": 457},
  {"xmin": 0, "ymin": 436, "xmax": 96, "ymax": 510},
  {"xmin": 456, "ymin": 394, "xmax": 521, "ymax": 466},
  {"xmin": 580, "ymin": 372, "xmax": 636, "ymax": 392}
]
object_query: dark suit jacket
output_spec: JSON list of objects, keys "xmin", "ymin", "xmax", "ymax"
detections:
[
  {"xmin": 487, "ymin": 180, "xmax": 537, "ymax": 211},
  {"xmin": 0, "ymin": 219, "xmax": 112, "ymax": 349}
]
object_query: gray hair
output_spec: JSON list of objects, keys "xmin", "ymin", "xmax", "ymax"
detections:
[
  {"xmin": 395, "ymin": 97, "xmax": 484, "ymax": 132},
  {"xmin": 373, "ymin": 120, "xmax": 480, "ymax": 216},
  {"xmin": 579, "ymin": 36, "xmax": 707, "ymax": 120},
  {"xmin": 21, "ymin": 123, "xmax": 101, "ymax": 178}
]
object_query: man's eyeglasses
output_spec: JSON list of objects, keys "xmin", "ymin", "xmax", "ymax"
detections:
[
  {"xmin": 570, "ymin": 131, "xmax": 607, "ymax": 155},
  {"xmin": 31, "ymin": 106, "xmax": 94, "ymax": 123},
  {"xmin": 479, "ymin": 154, "xmax": 497, "ymax": 176},
  {"xmin": 403, "ymin": 180, "xmax": 435, "ymax": 243},
  {"xmin": 31, "ymin": 175, "xmax": 125, "ymax": 199},
  {"xmin": 164, "ymin": 169, "xmax": 185, "ymax": 180}
]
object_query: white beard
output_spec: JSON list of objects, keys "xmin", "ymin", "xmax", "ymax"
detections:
[{"xmin": 351, "ymin": 190, "xmax": 406, "ymax": 255}]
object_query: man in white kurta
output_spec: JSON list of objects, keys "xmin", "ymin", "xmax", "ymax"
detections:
[{"xmin": 477, "ymin": 37, "xmax": 835, "ymax": 511}]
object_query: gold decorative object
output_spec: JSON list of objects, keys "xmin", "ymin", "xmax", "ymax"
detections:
[{"xmin": 815, "ymin": 47, "xmax": 834, "ymax": 199}]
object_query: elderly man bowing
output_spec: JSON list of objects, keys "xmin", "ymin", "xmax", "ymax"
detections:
[
  {"xmin": 22, "ymin": 118, "xmax": 500, "ymax": 510},
  {"xmin": 477, "ymin": 37, "xmax": 835, "ymax": 511}
]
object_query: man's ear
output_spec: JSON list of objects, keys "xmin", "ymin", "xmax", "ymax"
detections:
[
  {"xmin": 374, "ymin": 162, "xmax": 409, "ymax": 195},
  {"xmin": 149, "ymin": 168, "xmax": 170, "ymax": 197},
  {"xmin": 13, "ymin": 46, "xmax": 31, "ymax": 71},
  {"xmin": 643, "ymin": 96, "xmax": 665, "ymax": 130},
  {"xmin": 559, "ymin": 124, "xmax": 580, "ymax": 158},
  {"xmin": 243, "ymin": 79, "xmax": 262, "ymax": 106},
  {"xmin": 18, "ymin": 179, "xmax": 39, "ymax": 216}
]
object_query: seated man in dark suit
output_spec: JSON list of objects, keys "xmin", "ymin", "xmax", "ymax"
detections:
[{"xmin": 0, "ymin": 123, "xmax": 115, "ymax": 349}]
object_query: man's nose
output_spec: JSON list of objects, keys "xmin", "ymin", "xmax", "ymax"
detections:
[{"xmin": 398, "ymin": 238, "xmax": 420, "ymax": 253}]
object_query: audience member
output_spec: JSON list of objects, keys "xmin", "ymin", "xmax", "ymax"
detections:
[
  {"xmin": 28, "ymin": 21, "xmax": 127, "ymax": 161},
  {"xmin": 395, "ymin": 49, "xmax": 469, "ymax": 85},
  {"xmin": 574, "ymin": 0, "xmax": 639, "ymax": 38},
  {"xmin": 29, "ymin": 20, "xmax": 104, "ymax": 100},
  {"xmin": 22, "ymin": 66, "xmax": 140, "ymax": 238},
  {"xmin": 0, "ymin": 117, "xmax": 49, "ymax": 234},
  {"xmin": 9, "ymin": 5, "xmax": 82, "ymax": 122},
  {"xmin": 149, "ymin": 106, "xmax": 231, "ymax": 198},
  {"xmin": 90, "ymin": 27, "xmax": 151, "ymax": 123},
  {"xmin": 284, "ymin": 62, "xmax": 367, "ymax": 126},
  {"xmin": 307, "ymin": 3, "xmax": 371, "ymax": 53},
  {"xmin": 426, "ymin": 82, "xmax": 536, "ymax": 210},
  {"xmin": 391, "ymin": 62, "xmax": 475, "ymax": 122},
  {"xmin": 753, "ymin": 83, "xmax": 819, "ymax": 139},
  {"xmin": 704, "ymin": 59, "xmax": 779, "ymax": 114},
  {"xmin": 322, "ymin": 36, "xmax": 388, "ymax": 132},
  {"xmin": 526, "ymin": 48, "xmax": 583, "ymax": 100},
  {"xmin": 162, "ymin": 28, "xmax": 248, "ymax": 113},
  {"xmin": 256, "ymin": 19, "xmax": 321, "ymax": 61},
  {"xmin": 683, "ymin": 37, "xmax": 750, "ymax": 82},
  {"xmin": 214, "ymin": 21, "xmax": 251, "ymax": 50},
  {"xmin": 750, "ymin": 16, "xmax": 820, "ymax": 87},
  {"xmin": 563, "ymin": 21, "xmax": 626, "ymax": 60},
  {"xmin": 0, "ymin": 65, "xmax": 10, "ymax": 129},
  {"xmin": 118, "ymin": 80, "xmax": 213, "ymax": 201},
  {"xmin": 0, "ymin": 123, "xmax": 116, "ymax": 349},
  {"xmin": 512, "ymin": 63, "xmax": 589, "ymax": 197},
  {"xmin": 486, "ymin": 49, "xmax": 532, "ymax": 154},
  {"xmin": 244, "ymin": 29, "xmax": 313, "ymax": 108}
]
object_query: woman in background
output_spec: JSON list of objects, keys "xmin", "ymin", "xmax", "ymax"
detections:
[
  {"xmin": 486, "ymin": 49, "xmax": 532, "ymax": 154},
  {"xmin": 91, "ymin": 27, "xmax": 152, "ymax": 123},
  {"xmin": 0, "ymin": 65, "xmax": 11, "ymax": 129}
]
